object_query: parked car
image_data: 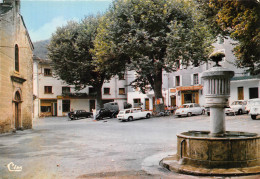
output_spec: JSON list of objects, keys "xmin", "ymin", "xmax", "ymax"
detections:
[
  {"xmin": 68, "ymin": 110, "xmax": 93, "ymax": 120},
  {"xmin": 206, "ymin": 107, "xmax": 235, "ymax": 116},
  {"xmin": 229, "ymin": 100, "xmax": 248, "ymax": 115},
  {"xmin": 117, "ymin": 108, "xmax": 152, "ymax": 121},
  {"xmin": 96, "ymin": 108, "xmax": 119, "ymax": 120},
  {"xmin": 246, "ymin": 98, "xmax": 260, "ymax": 113},
  {"xmin": 104, "ymin": 102, "xmax": 119, "ymax": 111},
  {"xmin": 175, "ymin": 103, "xmax": 205, "ymax": 117},
  {"xmin": 225, "ymin": 107, "xmax": 236, "ymax": 115},
  {"xmin": 249, "ymin": 99, "xmax": 260, "ymax": 120}
]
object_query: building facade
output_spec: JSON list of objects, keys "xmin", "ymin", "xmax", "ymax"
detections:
[
  {"xmin": 33, "ymin": 58, "xmax": 127, "ymax": 118},
  {"xmin": 0, "ymin": 0, "xmax": 33, "ymax": 133},
  {"xmin": 126, "ymin": 37, "xmax": 260, "ymax": 109}
]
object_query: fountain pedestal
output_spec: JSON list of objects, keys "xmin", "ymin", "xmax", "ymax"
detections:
[{"xmin": 160, "ymin": 53, "xmax": 260, "ymax": 176}]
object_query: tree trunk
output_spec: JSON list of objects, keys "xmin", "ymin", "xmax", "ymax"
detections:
[
  {"xmin": 153, "ymin": 68, "xmax": 165, "ymax": 113},
  {"xmin": 95, "ymin": 85, "xmax": 103, "ymax": 111}
]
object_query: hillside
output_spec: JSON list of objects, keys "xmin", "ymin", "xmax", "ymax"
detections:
[{"xmin": 33, "ymin": 40, "xmax": 50, "ymax": 59}]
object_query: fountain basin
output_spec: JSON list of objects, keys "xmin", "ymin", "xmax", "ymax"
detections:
[{"xmin": 161, "ymin": 131, "xmax": 260, "ymax": 176}]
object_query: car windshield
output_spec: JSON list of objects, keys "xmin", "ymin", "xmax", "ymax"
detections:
[
  {"xmin": 232, "ymin": 101, "xmax": 243, "ymax": 105},
  {"xmin": 119, "ymin": 111, "xmax": 124, "ymax": 114},
  {"xmin": 182, "ymin": 105, "xmax": 189, "ymax": 108}
]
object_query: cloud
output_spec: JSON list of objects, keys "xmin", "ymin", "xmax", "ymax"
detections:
[{"xmin": 29, "ymin": 16, "xmax": 70, "ymax": 42}]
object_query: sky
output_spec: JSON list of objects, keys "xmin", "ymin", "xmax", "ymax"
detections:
[{"xmin": 20, "ymin": 0, "xmax": 112, "ymax": 42}]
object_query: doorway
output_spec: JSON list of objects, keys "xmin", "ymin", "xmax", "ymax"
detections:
[
  {"xmin": 14, "ymin": 91, "xmax": 21, "ymax": 129},
  {"xmin": 249, "ymin": 87, "xmax": 259, "ymax": 99},
  {"xmin": 145, "ymin": 98, "xmax": 149, "ymax": 110},
  {"xmin": 52, "ymin": 103, "xmax": 57, "ymax": 116},
  {"xmin": 90, "ymin": 100, "xmax": 96, "ymax": 112},
  {"xmin": 171, "ymin": 96, "xmax": 176, "ymax": 107}
]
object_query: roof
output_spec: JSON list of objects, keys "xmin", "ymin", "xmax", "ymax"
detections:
[{"xmin": 231, "ymin": 75, "xmax": 260, "ymax": 81}]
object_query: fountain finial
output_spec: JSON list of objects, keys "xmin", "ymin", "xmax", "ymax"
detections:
[{"xmin": 209, "ymin": 51, "xmax": 225, "ymax": 67}]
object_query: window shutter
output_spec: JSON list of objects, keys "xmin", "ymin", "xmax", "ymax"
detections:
[
  {"xmin": 180, "ymin": 75, "xmax": 183, "ymax": 86},
  {"xmin": 173, "ymin": 77, "xmax": 176, "ymax": 87},
  {"xmin": 191, "ymin": 74, "xmax": 194, "ymax": 85}
]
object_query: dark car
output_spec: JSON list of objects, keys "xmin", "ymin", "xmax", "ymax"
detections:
[
  {"xmin": 96, "ymin": 108, "xmax": 119, "ymax": 120},
  {"xmin": 68, "ymin": 110, "xmax": 93, "ymax": 120}
]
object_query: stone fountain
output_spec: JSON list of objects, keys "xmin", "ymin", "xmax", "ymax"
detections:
[{"xmin": 160, "ymin": 52, "xmax": 260, "ymax": 176}]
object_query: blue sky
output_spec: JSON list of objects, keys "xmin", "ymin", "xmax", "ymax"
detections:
[{"xmin": 21, "ymin": 0, "xmax": 112, "ymax": 42}]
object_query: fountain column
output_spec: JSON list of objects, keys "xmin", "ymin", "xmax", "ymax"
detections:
[
  {"xmin": 161, "ymin": 51, "xmax": 260, "ymax": 176},
  {"xmin": 202, "ymin": 52, "xmax": 234, "ymax": 136}
]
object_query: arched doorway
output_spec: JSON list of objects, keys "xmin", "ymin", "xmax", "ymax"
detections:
[{"xmin": 14, "ymin": 91, "xmax": 22, "ymax": 129}]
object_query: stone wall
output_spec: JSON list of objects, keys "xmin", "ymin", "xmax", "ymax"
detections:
[{"xmin": 0, "ymin": 0, "xmax": 33, "ymax": 133}]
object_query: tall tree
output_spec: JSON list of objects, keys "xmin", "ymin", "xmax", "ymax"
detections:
[
  {"xmin": 196, "ymin": 0, "xmax": 260, "ymax": 74},
  {"xmin": 97, "ymin": 0, "xmax": 213, "ymax": 112},
  {"xmin": 48, "ymin": 16, "xmax": 113, "ymax": 110}
]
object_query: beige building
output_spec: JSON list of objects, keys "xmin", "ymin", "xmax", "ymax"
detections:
[
  {"xmin": 0, "ymin": 0, "xmax": 34, "ymax": 133},
  {"xmin": 33, "ymin": 58, "xmax": 127, "ymax": 118}
]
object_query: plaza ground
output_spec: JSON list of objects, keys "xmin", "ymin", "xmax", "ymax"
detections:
[{"xmin": 1, "ymin": 114, "xmax": 260, "ymax": 179}]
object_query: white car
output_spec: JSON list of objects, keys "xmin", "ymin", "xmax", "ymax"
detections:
[
  {"xmin": 175, "ymin": 103, "xmax": 205, "ymax": 117},
  {"xmin": 229, "ymin": 100, "xmax": 248, "ymax": 115},
  {"xmin": 249, "ymin": 99, "xmax": 260, "ymax": 120},
  {"xmin": 246, "ymin": 98, "xmax": 260, "ymax": 113},
  {"xmin": 225, "ymin": 107, "xmax": 236, "ymax": 116},
  {"xmin": 117, "ymin": 108, "xmax": 152, "ymax": 121}
]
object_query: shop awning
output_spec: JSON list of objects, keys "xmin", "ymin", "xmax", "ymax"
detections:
[{"xmin": 176, "ymin": 85, "xmax": 203, "ymax": 91}]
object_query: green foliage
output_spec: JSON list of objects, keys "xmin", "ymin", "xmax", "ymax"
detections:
[
  {"xmin": 102, "ymin": 0, "xmax": 213, "ymax": 94},
  {"xmin": 48, "ymin": 16, "xmax": 110, "ymax": 90},
  {"xmin": 196, "ymin": 0, "xmax": 260, "ymax": 74},
  {"xmin": 48, "ymin": 16, "xmax": 114, "ymax": 109}
]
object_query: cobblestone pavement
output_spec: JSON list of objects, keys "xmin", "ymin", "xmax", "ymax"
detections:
[{"xmin": 0, "ymin": 114, "xmax": 260, "ymax": 179}]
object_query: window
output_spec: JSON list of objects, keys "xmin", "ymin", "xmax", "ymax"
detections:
[
  {"xmin": 104, "ymin": 88, "xmax": 110, "ymax": 95},
  {"xmin": 249, "ymin": 87, "xmax": 259, "ymax": 99},
  {"xmin": 193, "ymin": 74, "xmax": 199, "ymax": 85},
  {"xmin": 62, "ymin": 100, "xmax": 70, "ymax": 112},
  {"xmin": 119, "ymin": 88, "xmax": 125, "ymax": 95},
  {"xmin": 89, "ymin": 87, "xmax": 95, "ymax": 95},
  {"xmin": 62, "ymin": 87, "xmax": 70, "ymax": 94},
  {"xmin": 119, "ymin": 74, "xmax": 125, "ymax": 80},
  {"xmin": 44, "ymin": 86, "xmax": 52, "ymax": 94},
  {"xmin": 176, "ymin": 60, "xmax": 180, "ymax": 69},
  {"xmin": 15, "ymin": 44, "xmax": 19, "ymax": 72},
  {"xmin": 41, "ymin": 106, "xmax": 51, "ymax": 112},
  {"xmin": 176, "ymin": 76, "xmax": 180, "ymax": 86},
  {"xmin": 44, "ymin": 68, "xmax": 51, "ymax": 76},
  {"xmin": 238, "ymin": 87, "xmax": 244, "ymax": 100}
]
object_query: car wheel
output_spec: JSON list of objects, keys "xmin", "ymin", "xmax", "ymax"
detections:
[
  {"xmin": 238, "ymin": 109, "xmax": 242, "ymax": 115},
  {"xmin": 201, "ymin": 110, "xmax": 205, "ymax": 115},
  {"xmin": 128, "ymin": 116, "xmax": 133, "ymax": 121},
  {"xmin": 74, "ymin": 116, "xmax": 78, "ymax": 120},
  {"xmin": 187, "ymin": 112, "xmax": 192, "ymax": 117},
  {"xmin": 251, "ymin": 115, "xmax": 257, "ymax": 120},
  {"xmin": 146, "ymin": 113, "xmax": 151, "ymax": 119},
  {"xmin": 178, "ymin": 115, "xmax": 181, "ymax": 118},
  {"xmin": 70, "ymin": 115, "xmax": 74, "ymax": 120},
  {"xmin": 89, "ymin": 114, "xmax": 93, "ymax": 118}
]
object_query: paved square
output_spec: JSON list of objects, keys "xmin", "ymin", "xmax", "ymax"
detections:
[{"xmin": 0, "ymin": 114, "xmax": 259, "ymax": 178}]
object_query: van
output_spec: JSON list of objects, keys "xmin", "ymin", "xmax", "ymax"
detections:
[{"xmin": 103, "ymin": 102, "xmax": 119, "ymax": 111}]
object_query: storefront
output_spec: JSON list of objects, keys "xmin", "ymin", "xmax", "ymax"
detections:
[
  {"xmin": 176, "ymin": 85, "xmax": 203, "ymax": 105},
  {"xmin": 40, "ymin": 99, "xmax": 57, "ymax": 117}
]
